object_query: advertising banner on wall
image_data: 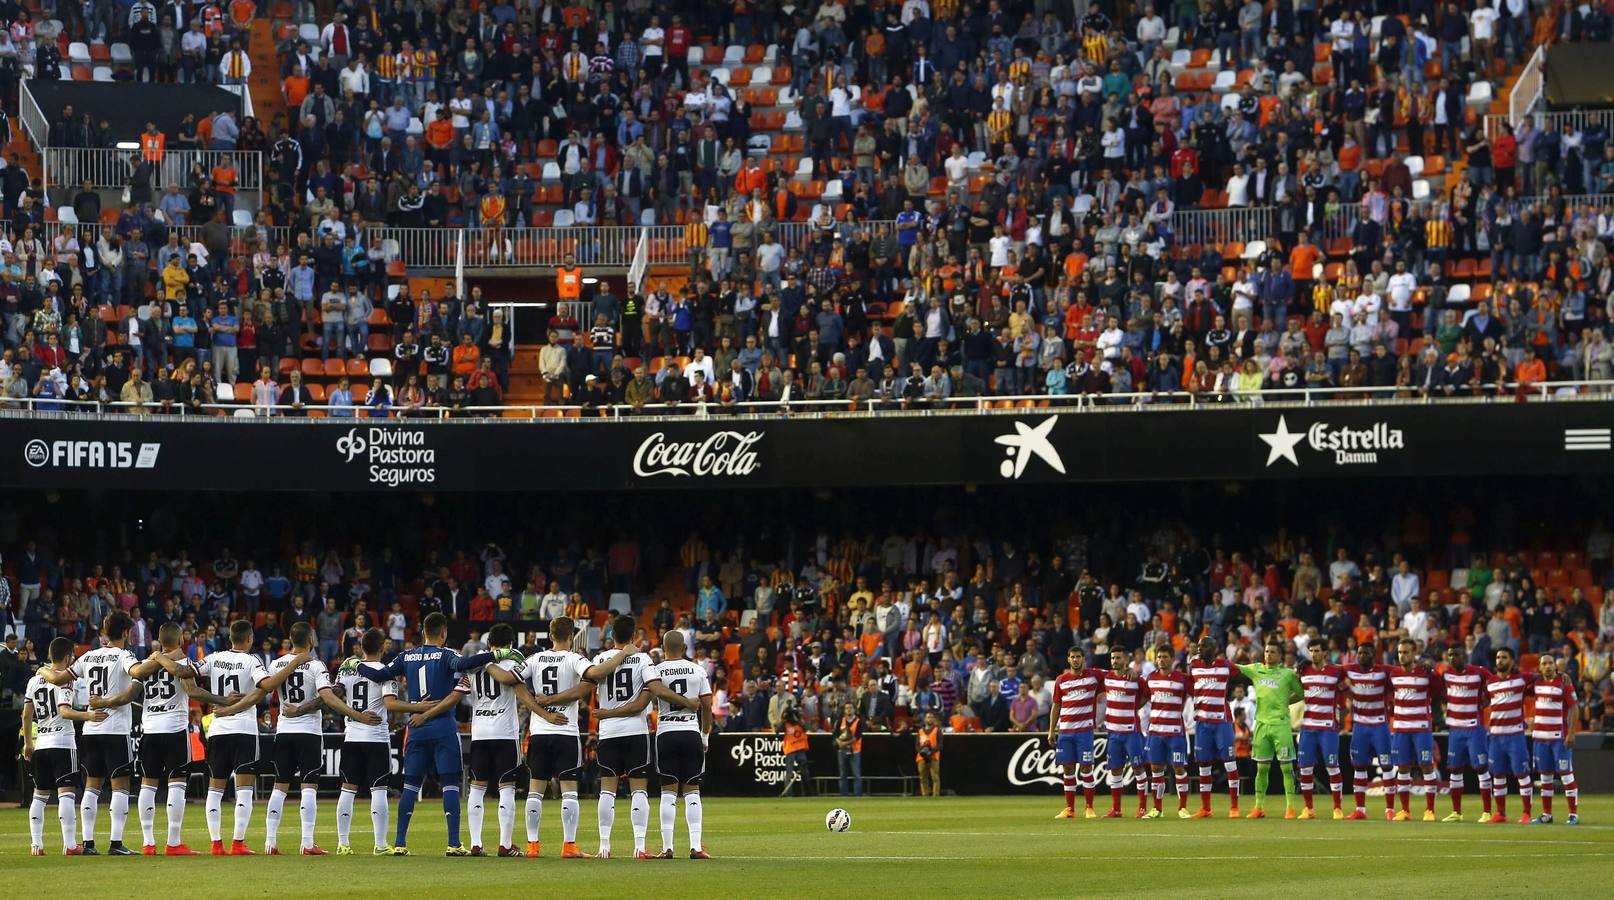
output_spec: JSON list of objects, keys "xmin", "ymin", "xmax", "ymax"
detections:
[{"xmin": 8, "ymin": 401, "xmax": 1614, "ymax": 492}]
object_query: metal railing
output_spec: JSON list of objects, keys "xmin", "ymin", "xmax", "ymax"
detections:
[
  {"xmin": 1167, "ymin": 207, "xmax": 1275, "ymax": 248},
  {"xmin": 376, "ymin": 219, "xmax": 899, "ymax": 271},
  {"xmin": 44, "ymin": 148, "xmax": 266, "ymax": 196},
  {"xmin": 1509, "ymin": 42, "xmax": 1548, "ymax": 129},
  {"xmin": 1484, "ymin": 108, "xmax": 1614, "ymax": 141},
  {"xmin": 19, "ymin": 81, "xmax": 46, "ymax": 158},
  {"xmin": 6, "ymin": 381, "xmax": 1612, "ymax": 420}
]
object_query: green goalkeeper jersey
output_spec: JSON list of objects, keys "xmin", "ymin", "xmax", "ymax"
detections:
[{"xmin": 1236, "ymin": 663, "xmax": 1302, "ymax": 727}]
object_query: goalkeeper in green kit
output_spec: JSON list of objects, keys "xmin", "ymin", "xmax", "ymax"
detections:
[{"xmin": 1235, "ymin": 641, "xmax": 1304, "ymax": 820}]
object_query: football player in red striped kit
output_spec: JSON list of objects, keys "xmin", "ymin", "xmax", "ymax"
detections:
[{"xmin": 1047, "ymin": 648, "xmax": 1103, "ymax": 819}]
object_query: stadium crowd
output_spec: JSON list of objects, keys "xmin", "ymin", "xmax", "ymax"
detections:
[
  {"xmin": 1, "ymin": 1, "xmax": 1613, "ymax": 413},
  {"xmin": 5, "ymin": 493, "xmax": 1612, "ymax": 747}
]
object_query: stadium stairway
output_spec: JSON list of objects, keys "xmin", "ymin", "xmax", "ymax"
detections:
[{"xmin": 246, "ymin": 19, "xmax": 286, "ymax": 132}]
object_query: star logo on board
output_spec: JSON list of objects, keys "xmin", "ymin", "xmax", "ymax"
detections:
[
  {"xmin": 1258, "ymin": 416, "xmax": 1305, "ymax": 467},
  {"xmin": 994, "ymin": 417, "xmax": 1066, "ymax": 479}
]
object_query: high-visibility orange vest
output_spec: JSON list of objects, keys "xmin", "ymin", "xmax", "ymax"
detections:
[
  {"xmin": 915, "ymin": 726, "xmax": 940, "ymax": 762},
  {"xmin": 142, "ymin": 131, "xmax": 165, "ymax": 162},
  {"xmin": 556, "ymin": 266, "xmax": 582, "ymax": 299}
]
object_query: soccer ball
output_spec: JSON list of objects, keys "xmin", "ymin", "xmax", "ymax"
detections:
[{"xmin": 825, "ymin": 808, "xmax": 851, "ymax": 832}]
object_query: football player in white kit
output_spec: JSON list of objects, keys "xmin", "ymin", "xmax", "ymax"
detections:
[
  {"xmin": 463, "ymin": 622, "xmax": 553, "ymax": 857},
  {"xmin": 647, "ymin": 630, "xmax": 714, "ymax": 858},
  {"xmin": 199, "ymin": 619, "xmax": 316, "ymax": 855},
  {"xmin": 587, "ymin": 615, "xmax": 699, "ymax": 859},
  {"xmin": 259, "ymin": 621, "xmax": 379, "ymax": 855},
  {"xmin": 332, "ymin": 627, "xmax": 419, "ymax": 855},
  {"xmin": 33, "ymin": 612, "xmax": 141, "ymax": 855},
  {"xmin": 518, "ymin": 616, "xmax": 637, "ymax": 858},
  {"xmin": 23, "ymin": 637, "xmax": 108, "ymax": 856},
  {"xmin": 129, "ymin": 622, "xmax": 240, "ymax": 855}
]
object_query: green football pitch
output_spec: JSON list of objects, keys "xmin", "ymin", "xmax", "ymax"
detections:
[{"xmin": 6, "ymin": 795, "xmax": 1611, "ymax": 897}]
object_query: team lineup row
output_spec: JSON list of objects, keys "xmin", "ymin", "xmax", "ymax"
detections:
[
  {"xmin": 1044, "ymin": 639, "xmax": 1582, "ymax": 825},
  {"xmin": 22, "ymin": 613, "xmax": 717, "ymax": 858}
]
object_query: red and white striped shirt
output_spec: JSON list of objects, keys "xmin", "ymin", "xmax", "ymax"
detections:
[
  {"xmin": 1101, "ymin": 670, "xmax": 1143, "ymax": 734},
  {"xmin": 1345, "ymin": 664, "xmax": 1390, "ymax": 727},
  {"xmin": 1440, "ymin": 664, "xmax": 1488, "ymax": 731},
  {"xmin": 1052, "ymin": 668, "xmax": 1101, "ymax": 733},
  {"xmin": 1299, "ymin": 664, "xmax": 1346, "ymax": 731},
  {"xmin": 1387, "ymin": 665, "xmax": 1436, "ymax": 733},
  {"xmin": 1530, "ymin": 676, "xmax": 1578, "ymax": 742},
  {"xmin": 1483, "ymin": 670, "xmax": 1534, "ymax": 735},
  {"xmin": 1144, "ymin": 671, "xmax": 1191, "ymax": 737},
  {"xmin": 1187, "ymin": 658, "xmax": 1235, "ymax": 724}
]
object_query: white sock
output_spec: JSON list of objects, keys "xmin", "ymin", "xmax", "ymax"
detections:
[
  {"xmin": 206, "ymin": 788, "xmax": 224, "ymax": 842},
  {"xmin": 139, "ymin": 784, "xmax": 159, "ymax": 847},
  {"xmin": 497, "ymin": 786, "xmax": 516, "ymax": 850},
  {"xmin": 29, "ymin": 795, "xmax": 46, "ymax": 848},
  {"xmin": 630, "ymin": 790, "xmax": 649, "ymax": 854},
  {"xmin": 299, "ymin": 788, "xmax": 318, "ymax": 850},
  {"xmin": 561, "ymin": 792, "xmax": 579, "ymax": 844},
  {"xmin": 685, "ymin": 793, "xmax": 703, "ymax": 852},
  {"xmin": 109, "ymin": 790, "xmax": 129, "ymax": 843},
  {"xmin": 337, "ymin": 788, "xmax": 356, "ymax": 846},
  {"xmin": 265, "ymin": 788, "xmax": 286, "ymax": 850},
  {"xmin": 80, "ymin": 788, "xmax": 99, "ymax": 843},
  {"xmin": 467, "ymin": 784, "xmax": 487, "ymax": 848},
  {"xmin": 166, "ymin": 783, "xmax": 186, "ymax": 847},
  {"xmin": 597, "ymin": 791, "xmax": 615, "ymax": 854},
  {"xmin": 525, "ymin": 793, "xmax": 542, "ymax": 844},
  {"xmin": 233, "ymin": 786, "xmax": 254, "ymax": 841},
  {"xmin": 659, "ymin": 792, "xmax": 677, "ymax": 852},
  {"xmin": 370, "ymin": 788, "xmax": 390, "ymax": 849},
  {"xmin": 59, "ymin": 792, "xmax": 78, "ymax": 850}
]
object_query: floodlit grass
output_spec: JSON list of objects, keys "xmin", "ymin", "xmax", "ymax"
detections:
[{"xmin": 7, "ymin": 795, "xmax": 1612, "ymax": 897}]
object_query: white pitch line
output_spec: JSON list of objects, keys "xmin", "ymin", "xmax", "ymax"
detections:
[
  {"xmin": 717, "ymin": 852, "xmax": 1614, "ymax": 862},
  {"xmin": 859, "ymin": 829, "xmax": 1613, "ymax": 844}
]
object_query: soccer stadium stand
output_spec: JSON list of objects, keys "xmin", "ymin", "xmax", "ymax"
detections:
[{"xmin": 0, "ymin": 0, "xmax": 1609, "ymax": 417}]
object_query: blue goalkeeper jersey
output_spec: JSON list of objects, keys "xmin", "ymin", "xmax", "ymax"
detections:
[{"xmin": 360, "ymin": 645, "xmax": 491, "ymax": 738}]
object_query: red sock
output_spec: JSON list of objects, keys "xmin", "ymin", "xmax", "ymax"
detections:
[
  {"xmin": 1330, "ymin": 787, "xmax": 1342, "ymax": 808},
  {"xmin": 1199, "ymin": 772, "xmax": 1212, "ymax": 809},
  {"xmin": 1481, "ymin": 782, "xmax": 1492, "ymax": 814},
  {"xmin": 1542, "ymin": 784, "xmax": 1553, "ymax": 816},
  {"xmin": 1354, "ymin": 788, "xmax": 1366, "ymax": 810},
  {"xmin": 1083, "ymin": 785, "xmax": 1096, "ymax": 808},
  {"xmin": 1424, "ymin": 777, "xmax": 1436, "ymax": 813},
  {"xmin": 1302, "ymin": 787, "xmax": 1313, "ymax": 809},
  {"xmin": 1451, "ymin": 787, "xmax": 1462, "ymax": 814},
  {"xmin": 1064, "ymin": 789, "xmax": 1076, "ymax": 811},
  {"xmin": 1110, "ymin": 786, "xmax": 1122, "ymax": 812},
  {"xmin": 1496, "ymin": 793, "xmax": 1506, "ymax": 817}
]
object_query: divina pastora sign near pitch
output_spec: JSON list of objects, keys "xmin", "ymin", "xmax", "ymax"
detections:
[{"xmin": 5, "ymin": 401, "xmax": 1614, "ymax": 491}]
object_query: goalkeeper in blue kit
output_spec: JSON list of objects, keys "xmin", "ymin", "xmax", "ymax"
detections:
[{"xmin": 357, "ymin": 612, "xmax": 497, "ymax": 855}]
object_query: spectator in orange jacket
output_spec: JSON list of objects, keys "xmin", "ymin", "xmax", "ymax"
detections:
[
  {"xmin": 452, "ymin": 333, "xmax": 481, "ymax": 377},
  {"xmin": 1514, "ymin": 347, "xmax": 1547, "ymax": 394}
]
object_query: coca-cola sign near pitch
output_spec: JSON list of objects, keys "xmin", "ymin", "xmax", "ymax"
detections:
[{"xmin": 632, "ymin": 430, "xmax": 764, "ymax": 478}]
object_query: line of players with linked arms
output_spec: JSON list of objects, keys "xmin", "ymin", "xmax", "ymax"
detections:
[
  {"xmin": 1044, "ymin": 635, "xmax": 1583, "ymax": 824},
  {"xmin": 22, "ymin": 610, "xmax": 717, "ymax": 858}
]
